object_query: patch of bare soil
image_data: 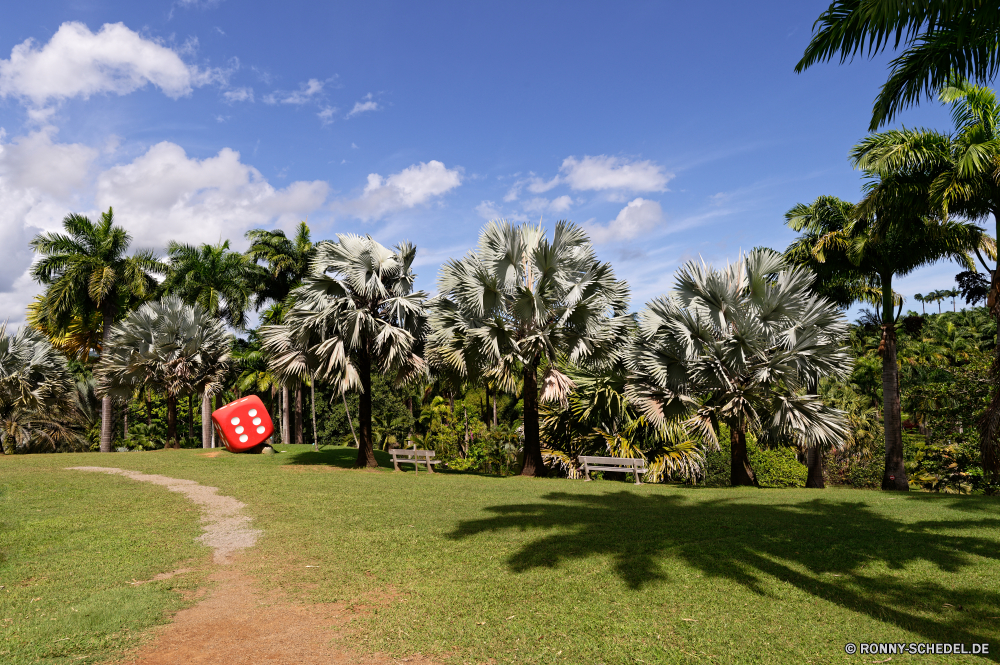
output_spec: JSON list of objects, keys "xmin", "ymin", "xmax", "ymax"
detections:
[{"xmin": 67, "ymin": 467, "xmax": 440, "ymax": 665}]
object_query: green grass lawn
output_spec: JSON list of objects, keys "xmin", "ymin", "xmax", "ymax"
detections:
[{"xmin": 2, "ymin": 445, "xmax": 1000, "ymax": 664}]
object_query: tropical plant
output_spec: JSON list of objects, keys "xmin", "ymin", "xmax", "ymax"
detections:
[
  {"xmin": 95, "ymin": 296, "xmax": 231, "ymax": 446},
  {"xmin": 625, "ymin": 249, "xmax": 853, "ymax": 486},
  {"xmin": 0, "ymin": 324, "xmax": 81, "ymax": 454},
  {"xmin": 796, "ymin": 1, "xmax": 1000, "ymax": 129},
  {"xmin": 29, "ymin": 208, "xmax": 164, "ymax": 452},
  {"xmin": 914, "ymin": 292, "xmax": 927, "ymax": 314},
  {"xmin": 852, "ymin": 128, "xmax": 994, "ymax": 488},
  {"xmin": 956, "ymin": 270, "xmax": 990, "ymax": 305},
  {"xmin": 428, "ymin": 220, "xmax": 631, "ymax": 477},
  {"xmin": 261, "ymin": 234, "xmax": 428, "ymax": 467}
]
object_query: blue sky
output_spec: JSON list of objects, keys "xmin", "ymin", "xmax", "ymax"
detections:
[{"xmin": 0, "ymin": 1, "xmax": 976, "ymax": 326}]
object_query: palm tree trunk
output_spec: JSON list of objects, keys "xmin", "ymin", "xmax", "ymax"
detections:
[
  {"xmin": 343, "ymin": 390, "xmax": 359, "ymax": 448},
  {"xmin": 730, "ymin": 423, "xmax": 758, "ymax": 486},
  {"xmin": 978, "ymin": 211, "xmax": 1000, "ymax": 481},
  {"xmin": 493, "ymin": 390, "xmax": 498, "ymax": 428},
  {"xmin": 166, "ymin": 395, "xmax": 178, "ymax": 445},
  {"xmin": 310, "ymin": 380, "xmax": 318, "ymax": 451},
  {"xmin": 188, "ymin": 394, "xmax": 194, "ymax": 439},
  {"xmin": 880, "ymin": 277, "xmax": 908, "ymax": 491},
  {"xmin": 145, "ymin": 390, "xmax": 152, "ymax": 426},
  {"xmin": 202, "ymin": 391, "xmax": 213, "ymax": 448},
  {"xmin": 805, "ymin": 446, "xmax": 825, "ymax": 488},
  {"xmin": 520, "ymin": 360, "xmax": 546, "ymax": 477},
  {"xmin": 356, "ymin": 341, "xmax": 377, "ymax": 467},
  {"xmin": 99, "ymin": 307, "xmax": 116, "ymax": 453},
  {"xmin": 281, "ymin": 385, "xmax": 290, "ymax": 446},
  {"xmin": 295, "ymin": 383, "xmax": 304, "ymax": 445}
]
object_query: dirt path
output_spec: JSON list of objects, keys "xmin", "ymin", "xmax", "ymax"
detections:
[{"xmin": 68, "ymin": 467, "xmax": 437, "ymax": 665}]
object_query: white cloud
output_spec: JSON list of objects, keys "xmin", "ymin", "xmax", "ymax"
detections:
[
  {"xmin": 318, "ymin": 106, "xmax": 337, "ymax": 125},
  {"xmin": 585, "ymin": 198, "xmax": 664, "ymax": 245},
  {"xmin": 264, "ymin": 77, "xmax": 330, "ymax": 105},
  {"xmin": 522, "ymin": 195, "xmax": 574, "ymax": 215},
  {"xmin": 526, "ymin": 176, "xmax": 560, "ymax": 194},
  {"xmin": 222, "ymin": 86, "xmax": 253, "ymax": 103},
  {"xmin": 0, "ymin": 22, "xmax": 224, "ymax": 106},
  {"xmin": 346, "ymin": 93, "xmax": 379, "ymax": 118},
  {"xmin": 476, "ymin": 200, "xmax": 502, "ymax": 220},
  {"xmin": 336, "ymin": 160, "xmax": 462, "ymax": 221},
  {"xmin": 560, "ymin": 155, "xmax": 672, "ymax": 192}
]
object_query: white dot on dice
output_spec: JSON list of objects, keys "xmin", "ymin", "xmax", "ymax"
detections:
[
  {"xmin": 230, "ymin": 417, "xmax": 240, "ymax": 425},
  {"xmin": 235, "ymin": 426, "xmax": 244, "ymax": 434},
  {"xmin": 239, "ymin": 434, "xmax": 248, "ymax": 443},
  {"xmin": 257, "ymin": 426, "xmax": 265, "ymax": 434},
  {"xmin": 252, "ymin": 417, "xmax": 261, "ymax": 425},
  {"xmin": 248, "ymin": 409, "xmax": 257, "ymax": 417}
]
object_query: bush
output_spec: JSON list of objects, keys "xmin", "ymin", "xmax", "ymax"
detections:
[{"xmin": 703, "ymin": 426, "xmax": 806, "ymax": 488}]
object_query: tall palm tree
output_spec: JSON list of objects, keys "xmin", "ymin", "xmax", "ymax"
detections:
[
  {"xmin": 0, "ymin": 324, "xmax": 80, "ymax": 454},
  {"xmin": 914, "ymin": 293, "xmax": 927, "ymax": 314},
  {"xmin": 796, "ymin": 1, "xmax": 1000, "ymax": 129},
  {"xmin": 429, "ymin": 220, "xmax": 631, "ymax": 477},
  {"xmin": 626, "ymin": 249, "xmax": 852, "ymax": 486},
  {"xmin": 261, "ymin": 234, "xmax": 428, "ymax": 467},
  {"xmin": 246, "ymin": 222, "xmax": 316, "ymax": 445},
  {"xmin": 29, "ymin": 208, "xmax": 164, "ymax": 452},
  {"xmin": 784, "ymin": 195, "xmax": 901, "ymax": 487},
  {"xmin": 163, "ymin": 239, "xmax": 256, "ymax": 446},
  {"xmin": 96, "ymin": 296, "xmax": 231, "ymax": 445}
]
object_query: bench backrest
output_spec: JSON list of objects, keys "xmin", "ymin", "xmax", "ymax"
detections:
[
  {"xmin": 579, "ymin": 456, "xmax": 645, "ymax": 466},
  {"xmin": 389, "ymin": 448, "xmax": 436, "ymax": 458}
]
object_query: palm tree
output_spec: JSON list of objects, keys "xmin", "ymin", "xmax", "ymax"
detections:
[
  {"xmin": 625, "ymin": 249, "xmax": 852, "ymax": 486},
  {"xmin": 796, "ymin": 1, "xmax": 1000, "ymax": 129},
  {"xmin": 429, "ymin": 220, "xmax": 631, "ymax": 477},
  {"xmin": 29, "ymin": 208, "xmax": 164, "ymax": 452},
  {"xmin": 96, "ymin": 296, "xmax": 231, "ymax": 445},
  {"xmin": 0, "ymin": 324, "xmax": 80, "ymax": 454},
  {"xmin": 784, "ymin": 195, "xmax": 901, "ymax": 487},
  {"xmin": 163, "ymin": 239, "xmax": 256, "ymax": 446},
  {"xmin": 914, "ymin": 293, "xmax": 926, "ymax": 314},
  {"xmin": 261, "ymin": 234, "xmax": 428, "ymax": 467},
  {"xmin": 246, "ymin": 222, "xmax": 316, "ymax": 446}
]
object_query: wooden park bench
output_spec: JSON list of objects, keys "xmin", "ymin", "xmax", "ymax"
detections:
[
  {"xmin": 389, "ymin": 448, "xmax": 441, "ymax": 473},
  {"xmin": 578, "ymin": 456, "xmax": 647, "ymax": 485}
]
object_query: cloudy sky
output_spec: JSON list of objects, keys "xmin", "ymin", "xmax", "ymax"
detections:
[{"xmin": 0, "ymin": 1, "xmax": 974, "ymax": 327}]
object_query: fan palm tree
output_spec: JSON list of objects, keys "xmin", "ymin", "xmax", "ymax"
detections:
[
  {"xmin": 625, "ymin": 249, "xmax": 853, "ymax": 487},
  {"xmin": 246, "ymin": 222, "xmax": 316, "ymax": 445},
  {"xmin": 29, "ymin": 208, "xmax": 164, "ymax": 452},
  {"xmin": 96, "ymin": 296, "xmax": 231, "ymax": 445},
  {"xmin": 429, "ymin": 220, "xmax": 631, "ymax": 477},
  {"xmin": 796, "ymin": 1, "xmax": 1000, "ymax": 129},
  {"xmin": 0, "ymin": 324, "xmax": 80, "ymax": 454},
  {"xmin": 163, "ymin": 239, "xmax": 256, "ymax": 445},
  {"xmin": 261, "ymin": 234, "xmax": 428, "ymax": 467}
]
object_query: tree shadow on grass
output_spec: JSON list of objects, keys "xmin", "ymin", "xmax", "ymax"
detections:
[
  {"xmin": 448, "ymin": 491, "xmax": 1000, "ymax": 656},
  {"xmin": 285, "ymin": 446, "xmax": 394, "ymax": 469}
]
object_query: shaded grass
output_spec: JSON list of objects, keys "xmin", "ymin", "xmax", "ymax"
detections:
[{"xmin": 3, "ymin": 445, "xmax": 1000, "ymax": 664}]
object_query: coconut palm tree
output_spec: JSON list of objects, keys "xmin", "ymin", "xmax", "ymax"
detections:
[
  {"xmin": 29, "ymin": 208, "xmax": 164, "ymax": 452},
  {"xmin": 796, "ymin": 1, "xmax": 1000, "ymax": 129},
  {"xmin": 625, "ymin": 249, "xmax": 852, "ymax": 487},
  {"xmin": 914, "ymin": 293, "xmax": 927, "ymax": 314},
  {"xmin": 261, "ymin": 234, "xmax": 428, "ymax": 467},
  {"xmin": 0, "ymin": 324, "xmax": 80, "ymax": 454},
  {"xmin": 96, "ymin": 296, "xmax": 231, "ymax": 446},
  {"xmin": 246, "ymin": 222, "xmax": 316, "ymax": 445},
  {"xmin": 429, "ymin": 220, "xmax": 631, "ymax": 477},
  {"xmin": 163, "ymin": 239, "xmax": 257, "ymax": 445}
]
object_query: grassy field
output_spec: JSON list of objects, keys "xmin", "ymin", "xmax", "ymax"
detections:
[{"xmin": 2, "ymin": 446, "xmax": 999, "ymax": 664}]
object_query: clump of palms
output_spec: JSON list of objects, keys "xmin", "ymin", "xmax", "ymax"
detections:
[
  {"xmin": 625, "ymin": 249, "xmax": 852, "ymax": 486},
  {"xmin": 429, "ymin": 220, "xmax": 631, "ymax": 477},
  {"xmin": 29, "ymin": 208, "xmax": 164, "ymax": 452},
  {"xmin": 261, "ymin": 234, "xmax": 428, "ymax": 467},
  {"xmin": 0, "ymin": 325, "xmax": 82, "ymax": 454},
  {"xmin": 96, "ymin": 296, "xmax": 231, "ymax": 446}
]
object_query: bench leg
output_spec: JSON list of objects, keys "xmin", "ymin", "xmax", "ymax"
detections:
[
  {"xmin": 634, "ymin": 464, "xmax": 642, "ymax": 485},
  {"xmin": 583, "ymin": 464, "xmax": 591, "ymax": 481},
  {"xmin": 392, "ymin": 457, "xmax": 400, "ymax": 472},
  {"xmin": 426, "ymin": 459, "xmax": 434, "ymax": 473}
]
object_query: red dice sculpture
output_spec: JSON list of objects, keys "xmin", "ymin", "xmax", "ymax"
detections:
[{"xmin": 211, "ymin": 396, "xmax": 275, "ymax": 452}]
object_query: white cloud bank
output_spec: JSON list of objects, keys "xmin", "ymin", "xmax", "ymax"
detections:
[
  {"xmin": 0, "ymin": 22, "xmax": 224, "ymax": 106},
  {"xmin": 585, "ymin": 197, "xmax": 664, "ymax": 245},
  {"xmin": 504, "ymin": 155, "xmax": 672, "ymax": 204},
  {"xmin": 0, "ymin": 129, "xmax": 329, "ymax": 327},
  {"xmin": 336, "ymin": 160, "xmax": 462, "ymax": 221}
]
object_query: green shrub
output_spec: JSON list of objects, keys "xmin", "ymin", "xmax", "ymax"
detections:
[{"xmin": 703, "ymin": 426, "xmax": 806, "ymax": 488}]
